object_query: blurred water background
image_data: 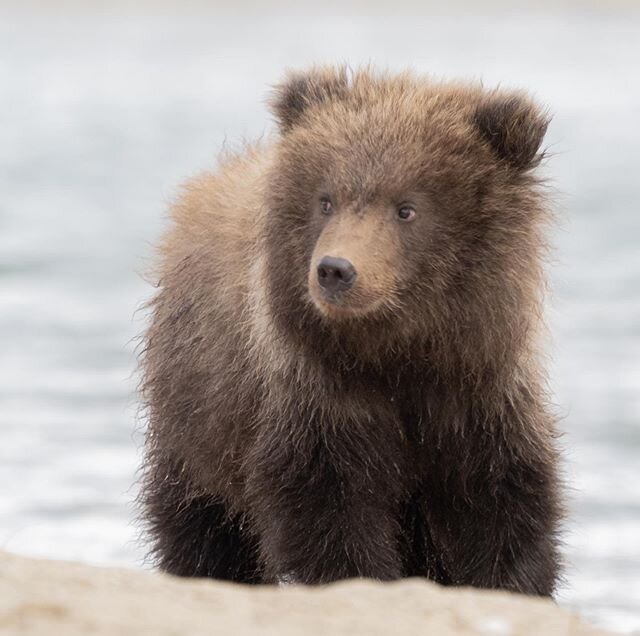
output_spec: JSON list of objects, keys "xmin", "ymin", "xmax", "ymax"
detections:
[{"xmin": 1, "ymin": 1, "xmax": 639, "ymax": 632}]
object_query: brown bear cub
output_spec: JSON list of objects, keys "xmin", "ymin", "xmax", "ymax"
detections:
[{"xmin": 140, "ymin": 66, "xmax": 562, "ymax": 595}]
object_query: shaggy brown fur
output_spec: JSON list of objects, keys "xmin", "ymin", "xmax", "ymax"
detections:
[{"xmin": 140, "ymin": 66, "xmax": 563, "ymax": 594}]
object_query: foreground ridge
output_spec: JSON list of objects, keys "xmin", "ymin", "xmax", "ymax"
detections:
[{"xmin": 0, "ymin": 551, "xmax": 608, "ymax": 636}]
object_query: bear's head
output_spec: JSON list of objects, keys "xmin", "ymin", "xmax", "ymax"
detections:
[{"xmin": 264, "ymin": 67, "xmax": 551, "ymax": 372}]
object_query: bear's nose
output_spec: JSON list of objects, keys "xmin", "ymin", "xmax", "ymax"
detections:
[{"xmin": 317, "ymin": 256, "xmax": 357, "ymax": 292}]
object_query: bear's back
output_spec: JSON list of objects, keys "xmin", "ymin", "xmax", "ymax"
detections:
[
  {"xmin": 158, "ymin": 144, "xmax": 271, "ymax": 299},
  {"xmin": 142, "ymin": 143, "xmax": 273, "ymax": 499}
]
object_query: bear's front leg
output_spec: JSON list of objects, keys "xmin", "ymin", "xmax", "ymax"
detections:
[
  {"xmin": 142, "ymin": 458, "xmax": 262, "ymax": 582},
  {"xmin": 245, "ymin": 408, "xmax": 410, "ymax": 584},
  {"xmin": 423, "ymin": 393, "xmax": 562, "ymax": 596}
]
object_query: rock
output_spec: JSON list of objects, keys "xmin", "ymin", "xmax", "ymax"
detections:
[{"xmin": 0, "ymin": 550, "xmax": 609, "ymax": 635}]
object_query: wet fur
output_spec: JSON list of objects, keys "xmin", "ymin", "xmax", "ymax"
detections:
[{"xmin": 139, "ymin": 67, "xmax": 562, "ymax": 594}]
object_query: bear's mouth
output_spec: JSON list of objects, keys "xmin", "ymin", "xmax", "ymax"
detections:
[{"xmin": 307, "ymin": 285, "xmax": 384, "ymax": 321}]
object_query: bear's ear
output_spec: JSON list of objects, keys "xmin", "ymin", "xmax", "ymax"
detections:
[
  {"xmin": 474, "ymin": 92, "xmax": 550, "ymax": 171},
  {"xmin": 269, "ymin": 67, "xmax": 350, "ymax": 133}
]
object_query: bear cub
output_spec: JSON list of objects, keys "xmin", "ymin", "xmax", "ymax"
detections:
[{"xmin": 140, "ymin": 67, "xmax": 562, "ymax": 595}]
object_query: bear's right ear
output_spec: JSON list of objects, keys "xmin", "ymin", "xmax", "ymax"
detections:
[{"xmin": 269, "ymin": 67, "xmax": 350, "ymax": 133}]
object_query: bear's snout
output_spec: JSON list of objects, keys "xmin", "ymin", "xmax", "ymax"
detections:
[{"xmin": 317, "ymin": 256, "xmax": 357, "ymax": 293}]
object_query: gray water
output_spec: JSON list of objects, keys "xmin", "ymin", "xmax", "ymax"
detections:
[{"xmin": 1, "ymin": 2, "xmax": 639, "ymax": 632}]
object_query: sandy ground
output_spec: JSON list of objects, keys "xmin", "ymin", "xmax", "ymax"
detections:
[{"xmin": 0, "ymin": 551, "xmax": 610, "ymax": 636}]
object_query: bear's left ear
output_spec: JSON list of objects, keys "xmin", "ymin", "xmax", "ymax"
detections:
[
  {"xmin": 474, "ymin": 92, "xmax": 550, "ymax": 171},
  {"xmin": 269, "ymin": 66, "xmax": 350, "ymax": 133}
]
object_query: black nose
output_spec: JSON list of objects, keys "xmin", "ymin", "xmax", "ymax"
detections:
[{"xmin": 317, "ymin": 256, "xmax": 357, "ymax": 292}]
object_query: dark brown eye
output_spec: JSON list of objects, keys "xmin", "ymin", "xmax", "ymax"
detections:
[
  {"xmin": 397, "ymin": 205, "xmax": 416, "ymax": 222},
  {"xmin": 320, "ymin": 197, "xmax": 333, "ymax": 215}
]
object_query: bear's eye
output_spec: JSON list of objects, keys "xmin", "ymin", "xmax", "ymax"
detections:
[
  {"xmin": 320, "ymin": 196, "xmax": 333, "ymax": 215},
  {"xmin": 397, "ymin": 204, "xmax": 416, "ymax": 222}
]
